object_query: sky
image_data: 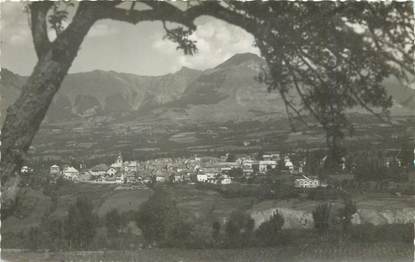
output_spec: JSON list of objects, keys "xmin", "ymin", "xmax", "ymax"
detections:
[{"xmin": 0, "ymin": 2, "xmax": 260, "ymax": 76}]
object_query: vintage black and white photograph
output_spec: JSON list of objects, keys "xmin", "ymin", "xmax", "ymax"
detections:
[{"xmin": 0, "ymin": 1, "xmax": 414, "ymax": 261}]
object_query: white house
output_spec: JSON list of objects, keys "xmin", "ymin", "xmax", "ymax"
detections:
[
  {"xmin": 294, "ymin": 175, "xmax": 320, "ymax": 188},
  {"xmin": 155, "ymin": 176, "xmax": 166, "ymax": 183},
  {"xmin": 284, "ymin": 158, "xmax": 294, "ymax": 172},
  {"xmin": 20, "ymin": 166, "xmax": 33, "ymax": 174},
  {"xmin": 50, "ymin": 164, "xmax": 60, "ymax": 175},
  {"xmin": 62, "ymin": 166, "xmax": 80, "ymax": 181},
  {"xmin": 124, "ymin": 161, "xmax": 139, "ymax": 173},
  {"xmin": 219, "ymin": 175, "xmax": 232, "ymax": 185},
  {"xmin": 259, "ymin": 160, "xmax": 277, "ymax": 173},
  {"xmin": 106, "ymin": 167, "xmax": 117, "ymax": 176},
  {"xmin": 196, "ymin": 174, "xmax": 208, "ymax": 182},
  {"xmin": 242, "ymin": 159, "xmax": 257, "ymax": 169},
  {"xmin": 206, "ymin": 172, "xmax": 218, "ymax": 183}
]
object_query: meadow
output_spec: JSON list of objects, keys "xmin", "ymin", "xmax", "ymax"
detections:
[{"xmin": 2, "ymin": 242, "xmax": 413, "ymax": 262}]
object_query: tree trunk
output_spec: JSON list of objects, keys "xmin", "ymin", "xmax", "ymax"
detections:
[{"xmin": 0, "ymin": 5, "xmax": 98, "ymax": 208}]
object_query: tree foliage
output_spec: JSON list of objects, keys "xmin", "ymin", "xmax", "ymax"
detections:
[
  {"xmin": 64, "ymin": 196, "xmax": 98, "ymax": 250},
  {"xmin": 255, "ymin": 210, "xmax": 285, "ymax": 245},
  {"xmin": 135, "ymin": 187, "xmax": 192, "ymax": 246},
  {"xmin": 224, "ymin": 210, "xmax": 255, "ymax": 247},
  {"xmin": 339, "ymin": 198, "xmax": 357, "ymax": 233},
  {"xmin": 105, "ymin": 209, "xmax": 122, "ymax": 236},
  {"xmin": 312, "ymin": 202, "xmax": 332, "ymax": 234},
  {"xmin": 244, "ymin": 1, "xmax": 414, "ymax": 167}
]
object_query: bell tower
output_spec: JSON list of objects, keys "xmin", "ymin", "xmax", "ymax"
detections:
[{"xmin": 116, "ymin": 152, "xmax": 123, "ymax": 166}]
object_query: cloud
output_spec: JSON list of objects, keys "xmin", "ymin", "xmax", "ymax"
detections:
[
  {"xmin": 151, "ymin": 18, "xmax": 260, "ymax": 71},
  {"xmin": 1, "ymin": 2, "xmax": 31, "ymax": 45},
  {"xmin": 87, "ymin": 23, "xmax": 116, "ymax": 38},
  {"xmin": 9, "ymin": 29, "xmax": 30, "ymax": 45}
]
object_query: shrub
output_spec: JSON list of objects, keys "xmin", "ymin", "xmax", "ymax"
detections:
[
  {"xmin": 105, "ymin": 209, "xmax": 122, "ymax": 235},
  {"xmin": 135, "ymin": 187, "xmax": 192, "ymax": 247},
  {"xmin": 338, "ymin": 198, "xmax": 357, "ymax": 233},
  {"xmin": 224, "ymin": 210, "xmax": 255, "ymax": 247},
  {"xmin": 255, "ymin": 210, "xmax": 285, "ymax": 245},
  {"xmin": 64, "ymin": 196, "xmax": 98, "ymax": 250},
  {"xmin": 312, "ymin": 203, "xmax": 332, "ymax": 234},
  {"xmin": 212, "ymin": 221, "xmax": 221, "ymax": 242}
]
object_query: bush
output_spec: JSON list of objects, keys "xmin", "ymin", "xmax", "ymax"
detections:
[
  {"xmin": 255, "ymin": 210, "xmax": 284, "ymax": 245},
  {"xmin": 212, "ymin": 221, "xmax": 221, "ymax": 242},
  {"xmin": 338, "ymin": 198, "xmax": 357, "ymax": 233},
  {"xmin": 224, "ymin": 210, "xmax": 255, "ymax": 247},
  {"xmin": 64, "ymin": 196, "xmax": 98, "ymax": 250},
  {"xmin": 105, "ymin": 209, "xmax": 122, "ymax": 235},
  {"xmin": 312, "ymin": 203, "xmax": 332, "ymax": 234},
  {"xmin": 135, "ymin": 187, "xmax": 192, "ymax": 247}
]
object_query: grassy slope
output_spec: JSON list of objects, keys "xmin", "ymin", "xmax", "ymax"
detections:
[
  {"xmin": 4, "ymin": 182, "xmax": 415, "ymax": 233},
  {"xmin": 2, "ymin": 242, "xmax": 413, "ymax": 262}
]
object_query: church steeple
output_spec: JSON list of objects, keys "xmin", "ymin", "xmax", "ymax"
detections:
[{"xmin": 116, "ymin": 152, "xmax": 123, "ymax": 166}]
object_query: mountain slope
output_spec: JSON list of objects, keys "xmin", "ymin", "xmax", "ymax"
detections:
[
  {"xmin": 156, "ymin": 53, "xmax": 286, "ymax": 123},
  {"xmin": 0, "ymin": 68, "xmax": 26, "ymax": 125},
  {"xmin": 1, "ymin": 53, "xmax": 414, "ymax": 127},
  {"xmin": 0, "ymin": 67, "xmax": 202, "ymax": 125}
]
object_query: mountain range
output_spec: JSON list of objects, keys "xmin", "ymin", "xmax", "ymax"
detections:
[{"xmin": 1, "ymin": 53, "xmax": 414, "ymax": 127}]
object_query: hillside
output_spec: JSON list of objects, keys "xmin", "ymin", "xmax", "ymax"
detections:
[
  {"xmin": 0, "ymin": 66, "xmax": 203, "ymax": 125},
  {"xmin": 0, "ymin": 68, "xmax": 26, "ymax": 125}
]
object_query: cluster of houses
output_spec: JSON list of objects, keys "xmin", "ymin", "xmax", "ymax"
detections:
[
  {"xmin": 43, "ymin": 151, "xmax": 326, "ymax": 188},
  {"xmin": 20, "ymin": 147, "xmax": 415, "ymax": 190},
  {"xmin": 49, "ymin": 153, "xmax": 141, "ymax": 184}
]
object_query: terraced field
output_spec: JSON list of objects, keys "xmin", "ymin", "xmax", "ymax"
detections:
[{"xmin": 2, "ymin": 243, "xmax": 413, "ymax": 262}]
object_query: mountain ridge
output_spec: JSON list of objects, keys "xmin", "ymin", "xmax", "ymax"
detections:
[{"xmin": 1, "ymin": 52, "xmax": 414, "ymax": 127}]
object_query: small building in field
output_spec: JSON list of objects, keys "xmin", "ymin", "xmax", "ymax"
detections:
[
  {"xmin": 294, "ymin": 175, "xmax": 320, "ymax": 189},
  {"xmin": 20, "ymin": 166, "xmax": 33, "ymax": 174}
]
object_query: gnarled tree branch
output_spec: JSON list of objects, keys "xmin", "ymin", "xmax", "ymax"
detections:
[{"xmin": 29, "ymin": 1, "xmax": 53, "ymax": 58}]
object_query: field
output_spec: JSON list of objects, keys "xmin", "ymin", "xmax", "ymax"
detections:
[
  {"xmin": 28, "ymin": 115, "xmax": 415, "ymax": 163},
  {"xmin": 2, "ymin": 243, "xmax": 413, "ymax": 262}
]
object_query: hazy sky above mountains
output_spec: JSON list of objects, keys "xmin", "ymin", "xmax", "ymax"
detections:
[{"xmin": 1, "ymin": 2, "xmax": 260, "ymax": 76}]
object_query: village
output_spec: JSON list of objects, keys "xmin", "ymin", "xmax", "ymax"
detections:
[
  {"xmin": 18, "ymin": 146, "xmax": 415, "ymax": 192},
  {"xmin": 18, "ymin": 151, "xmax": 332, "ymax": 189}
]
